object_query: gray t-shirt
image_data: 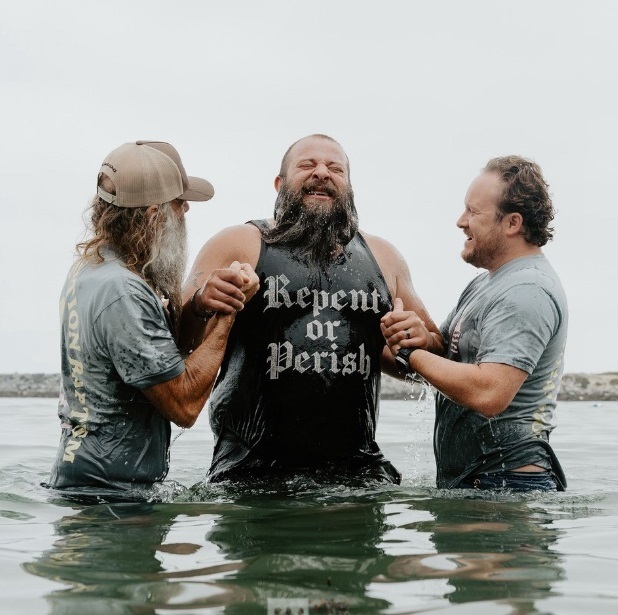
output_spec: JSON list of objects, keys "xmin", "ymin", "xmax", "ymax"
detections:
[
  {"xmin": 46, "ymin": 252, "xmax": 185, "ymax": 495},
  {"xmin": 435, "ymin": 255, "xmax": 568, "ymax": 489}
]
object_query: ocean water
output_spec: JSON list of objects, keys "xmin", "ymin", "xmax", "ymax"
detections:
[{"xmin": 1, "ymin": 394, "xmax": 617, "ymax": 615}]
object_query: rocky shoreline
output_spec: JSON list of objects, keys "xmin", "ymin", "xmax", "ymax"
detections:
[
  {"xmin": 381, "ymin": 372, "xmax": 618, "ymax": 401},
  {"xmin": 1, "ymin": 372, "xmax": 617, "ymax": 401}
]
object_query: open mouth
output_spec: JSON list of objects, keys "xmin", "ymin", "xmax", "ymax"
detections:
[{"xmin": 303, "ymin": 183, "xmax": 336, "ymax": 198}]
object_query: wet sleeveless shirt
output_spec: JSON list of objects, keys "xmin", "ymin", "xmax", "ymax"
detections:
[{"xmin": 207, "ymin": 221, "xmax": 400, "ymax": 483}]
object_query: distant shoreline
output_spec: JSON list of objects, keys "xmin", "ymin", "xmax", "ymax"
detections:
[{"xmin": 1, "ymin": 372, "xmax": 617, "ymax": 401}]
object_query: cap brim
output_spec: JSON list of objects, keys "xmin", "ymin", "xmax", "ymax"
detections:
[{"xmin": 181, "ymin": 176, "xmax": 215, "ymax": 202}]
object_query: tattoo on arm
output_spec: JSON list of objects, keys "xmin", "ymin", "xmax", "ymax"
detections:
[{"xmin": 190, "ymin": 272, "xmax": 204, "ymax": 288}]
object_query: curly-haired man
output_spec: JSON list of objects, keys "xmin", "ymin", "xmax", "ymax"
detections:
[{"xmin": 382, "ymin": 156, "xmax": 569, "ymax": 492}]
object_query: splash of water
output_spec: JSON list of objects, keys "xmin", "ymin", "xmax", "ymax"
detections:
[
  {"xmin": 401, "ymin": 375, "xmax": 434, "ymax": 486},
  {"xmin": 170, "ymin": 427, "xmax": 186, "ymax": 447}
]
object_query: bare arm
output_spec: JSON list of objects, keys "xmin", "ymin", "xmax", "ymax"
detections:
[
  {"xmin": 182, "ymin": 224, "xmax": 263, "ymax": 301},
  {"xmin": 177, "ymin": 224, "xmax": 262, "ymax": 354},
  {"xmin": 141, "ymin": 227, "xmax": 263, "ymax": 429},
  {"xmin": 362, "ymin": 232, "xmax": 444, "ymax": 377},
  {"xmin": 142, "ymin": 311, "xmax": 237, "ymax": 428},
  {"xmin": 381, "ymin": 299, "xmax": 528, "ymax": 417}
]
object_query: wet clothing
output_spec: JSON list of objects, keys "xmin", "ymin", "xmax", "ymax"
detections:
[
  {"xmin": 458, "ymin": 470, "xmax": 558, "ymax": 492},
  {"xmin": 45, "ymin": 251, "xmax": 185, "ymax": 497},
  {"xmin": 435, "ymin": 255, "xmax": 568, "ymax": 490},
  {"xmin": 208, "ymin": 221, "xmax": 399, "ymax": 483}
]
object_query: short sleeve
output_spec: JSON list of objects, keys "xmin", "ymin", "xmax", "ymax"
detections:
[
  {"xmin": 96, "ymin": 285, "xmax": 185, "ymax": 389},
  {"xmin": 477, "ymin": 284, "xmax": 561, "ymax": 374}
]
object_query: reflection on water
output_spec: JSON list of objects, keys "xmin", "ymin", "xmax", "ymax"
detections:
[
  {"xmin": 202, "ymin": 487, "xmax": 392, "ymax": 613},
  {"xmin": 5, "ymin": 399, "xmax": 618, "ymax": 614},
  {"xmin": 381, "ymin": 495, "xmax": 565, "ymax": 612},
  {"xmin": 23, "ymin": 483, "xmax": 575, "ymax": 614}
]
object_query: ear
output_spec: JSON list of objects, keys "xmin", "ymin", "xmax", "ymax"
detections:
[
  {"xmin": 274, "ymin": 175, "xmax": 282, "ymax": 193},
  {"xmin": 504, "ymin": 212, "xmax": 524, "ymax": 237}
]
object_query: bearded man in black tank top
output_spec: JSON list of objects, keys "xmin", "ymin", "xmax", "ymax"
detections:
[{"xmin": 183, "ymin": 135, "xmax": 443, "ymax": 484}]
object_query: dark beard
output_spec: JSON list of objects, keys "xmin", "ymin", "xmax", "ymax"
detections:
[{"xmin": 264, "ymin": 179, "xmax": 359, "ymax": 267}]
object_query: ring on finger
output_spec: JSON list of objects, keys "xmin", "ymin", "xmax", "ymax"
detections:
[{"xmin": 405, "ymin": 329, "xmax": 411, "ymax": 339}]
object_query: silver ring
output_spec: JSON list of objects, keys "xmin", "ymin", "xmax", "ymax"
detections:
[{"xmin": 405, "ymin": 329, "xmax": 411, "ymax": 339}]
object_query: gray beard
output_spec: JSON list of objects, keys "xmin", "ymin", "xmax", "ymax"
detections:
[
  {"xmin": 145, "ymin": 204, "xmax": 188, "ymax": 307},
  {"xmin": 265, "ymin": 181, "xmax": 359, "ymax": 267}
]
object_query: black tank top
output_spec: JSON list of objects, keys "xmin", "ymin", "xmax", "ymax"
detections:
[{"xmin": 207, "ymin": 221, "xmax": 400, "ymax": 483}]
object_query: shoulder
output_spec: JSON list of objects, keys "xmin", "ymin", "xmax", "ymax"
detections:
[
  {"xmin": 80, "ymin": 257, "xmax": 144, "ymax": 297},
  {"xmin": 360, "ymin": 229, "xmax": 397, "ymax": 253},
  {"xmin": 499, "ymin": 258, "xmax": 564, "ymax": 300},
  {"xmin": 209, "ymin": 222, "xmax": 264, "ymax": 244},
  {"xmin": 359, "ymin": 230, "xmax": 407, "ymax": 269},
  {"xmin": 488, "ymin": 273, "xmax": 563, "ymax": 323},
  {"xmin": 193, "ymin": 222, "xmax": 265, "ymax": 268},
  {"xmin": 76, "ymin": 261, "xmax": 161, "ymax": 329},
  {"xmin": 359, "ymin": 230, "xmax": 410, "ymax": 287},
  {"xmin": 502, "ymin": 256, "xmax": 557, "ymax": 282}
]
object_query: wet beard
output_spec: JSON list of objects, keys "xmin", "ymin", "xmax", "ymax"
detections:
[
  {"xmin": 265, "ymin": 181, "xmax": 359, "ymax": 268},
  {"xmin": 145, "ymin": 205, "xmax": 188, "ymax": 321}
]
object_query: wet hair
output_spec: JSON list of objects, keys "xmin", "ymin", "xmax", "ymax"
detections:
[
  {"xmin": 485, "ymin": 156, "xmax": 555, "ymax": 246},
  {"xmin": 278, "ymin": 134, "xmax": 351, "ymax": 177},
  {"xmin": 77, "ymin": 174, "xmax": 170, "ymax": 282}
]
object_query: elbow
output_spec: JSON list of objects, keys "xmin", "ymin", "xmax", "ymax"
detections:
[
  {"xmin": 170, "ymin": 402, "xmax": 202, "ymax": 429},
  {"xmin": 174, "ymin": 414, "xmax": 197, "ymax": 429},
  {"xmin": 472, "ymin": 393, "xmax": 511, "ymax": 418}
]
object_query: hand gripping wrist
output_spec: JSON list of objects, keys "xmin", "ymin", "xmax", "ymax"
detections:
[{"xmin": 190, "ymin": 288, "xmax": 215, "ymax": 321}]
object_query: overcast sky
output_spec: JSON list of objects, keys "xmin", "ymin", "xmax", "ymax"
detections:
[{"xmin": 1, "ymin": 1, "xmax": 616, "ymax": 375}]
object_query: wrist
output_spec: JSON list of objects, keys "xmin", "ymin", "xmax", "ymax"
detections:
[
  {"xmin": 395, "ymin": 346, "xmax": 420, "ymax": 377},
  {"xmin": 190, "ymin": 288, "xmax": 215, "ymax": 321}
]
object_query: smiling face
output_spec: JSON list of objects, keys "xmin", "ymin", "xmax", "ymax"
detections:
[
  {"xmin": 266, "ymin": 136, "xmax": 358, "ymax": 266},
  {"xmin": 457, "ymin": 172, "xmax": 508, "ymax": 271},
  {"xmin": 275, "ymin": 136, "xmax": 351, "ymax": 210}
]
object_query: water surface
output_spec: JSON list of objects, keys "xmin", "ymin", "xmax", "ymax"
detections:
[{"xmin": 1, "ymin": 396, "xmax": 617, "ymax": 614}]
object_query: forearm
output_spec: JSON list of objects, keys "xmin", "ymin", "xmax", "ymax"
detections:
[
  {"xmin": 408, "ymin": 351, "xmax": 524, "ymax": 417},
  {"xmin": 177, "ymin": 295, "xmax": 209, "ymax": 357},
  {"xmin": 381, "ymin": 329, "xmax": 444, "ymax": 378},
  {"xmin": 144, "ymin": 313, "xmax": 235, "ymax": 427},
  {"xmin": 425, "ymin": 331, "xmax": 445, "ymax": 355},
  {"xmin": 185, "ymin": 310, "xmax": 234, "ymax": 380}
]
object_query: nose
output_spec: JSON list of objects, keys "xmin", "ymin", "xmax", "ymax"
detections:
[
  {"xmin": 171, "ymin": 199, "xmax": 189, "ymax": 216},
  {"xmin": 312, "ymin": 162, "xmax": 331, "ymax": 181},
  {"xmin": 456, "ymin": 210, "xmax": 468, "ymax": 228}
]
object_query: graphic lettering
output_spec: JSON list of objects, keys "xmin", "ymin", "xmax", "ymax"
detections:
[
  {"xmin": 60, "ymin": 262, "xmax": 90, "ymax": 463},
  {"xmin": 262, "ymin": 275, "xmax": 382, "ymax": 381}
]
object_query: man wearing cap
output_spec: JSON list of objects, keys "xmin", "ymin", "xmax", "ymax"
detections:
[
  {"xmin": 183, "ymin": 134, "xmax": 443, "ymax": 484},
  {"xmin": 46, "ymin": 140, "xmax": 259, "ymax": 500}
]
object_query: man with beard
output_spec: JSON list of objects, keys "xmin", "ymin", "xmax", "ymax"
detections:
[
  {"xmin": 381, "ymin": 156, "xmax": 568, "ymax": 492},
  {"xmin": 184, "ymin": 134, "xmax": 443, "ymax": 484},
  {"xmin": 46, "ymin": 140, "xmax": 259, "ymax": 500}
]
